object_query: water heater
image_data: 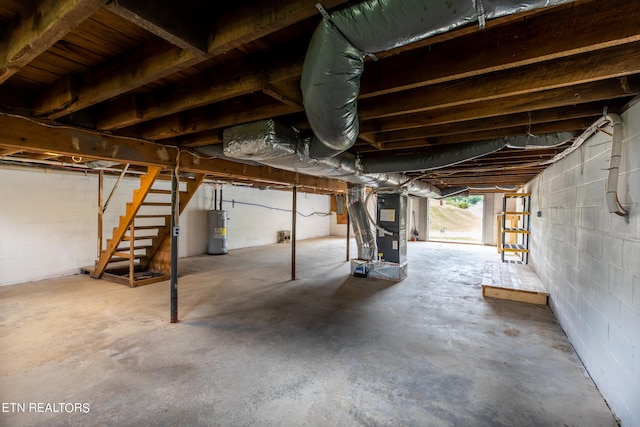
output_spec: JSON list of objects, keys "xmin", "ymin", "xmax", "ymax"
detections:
[{"xmin": 207, "ymin": 210, "xmax": 228, "ymax": 255}]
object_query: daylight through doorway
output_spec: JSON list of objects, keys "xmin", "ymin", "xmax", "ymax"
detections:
[{"xmin": 427, "ymin": 196, "xmax": 484, "ymax": 244}]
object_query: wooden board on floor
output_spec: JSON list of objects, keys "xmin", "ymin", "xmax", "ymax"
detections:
[
  {"xmin": 482, "ymin": 261, "xmax": 549, "ymax": 305},
  {"xmin": 482, "ymin": 285, "xmax": 548, "ymax": 305}
]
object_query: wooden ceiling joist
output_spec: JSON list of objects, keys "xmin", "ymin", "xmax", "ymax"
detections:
[
  {"xmin": 33, "ymin": 0, "xmax": 349, "ymax": 120},
  {"xmin": 360, "ymin": 0, "xmax": 640, "ymax": 98},
  {"xmin": 133, "ymin": 93, "xmax": 301, "ymax": 141},
  {"xmin": 96, "ymin": 44, "xmax": 305, "ymax": 130},
  {"xmin": 0, "ymin": 0, "xmax": 106, "ymax": 84},
  {"xmin": 105, "ymin": 0, "xmax": 210, "ymax": 55},
  {"xmin": 370, "ymin": 102, "xmax": 617, "ymax": 144},
  {"xmin": 355, "ymin": 118, "xmax": 597, "ymax": 153},
  {"xmin": 1, "ymin": 0, "xmax": 640, "ymax": 190},
  {"xmin": 359, "ymin": 77, "xmax": 639, "ymax": 134},
  {"xmin": 360, "ymin": 43, "xmax": 640, "ymax": 121}
]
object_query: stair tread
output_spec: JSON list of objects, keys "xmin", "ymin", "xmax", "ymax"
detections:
[
  {"xmin": 131, "ymin": 225, "xmax": 162, "ymax": 230},
  {"xmin": 135, "ymin": 214, "xmax": 171, "ymax": 218},
  {"xmin": 148, "ymin": 189, "xmax": 172, "ymax": 194},
  {"xmin": 113, "ymin": 252, "xmax": 148, "ymax": 259},
  {"xmin": 123, "ymin": 235, "xmax": 155, "ymax": 241},
  {"xmin": 108, "ymin": 256, "xmax": 143, "ymax": 262},
  {"xmin": 142, "ymin": 202, "xmax": 172, "ymax": 206},
  {"xmin": 116, "ymin": 245, "xmax": 152, "ymax": 251}
]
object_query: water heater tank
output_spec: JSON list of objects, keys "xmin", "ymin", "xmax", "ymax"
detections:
[{"xmin": 207, "ymin": 210, "xmax": 228, "ymax": 255}]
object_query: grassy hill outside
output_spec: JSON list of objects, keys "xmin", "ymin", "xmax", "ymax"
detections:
[{"xmin": 428, "ymin": 199, "xmax": 483, "ymax": 243}]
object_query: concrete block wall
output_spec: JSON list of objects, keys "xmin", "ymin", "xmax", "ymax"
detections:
[
  {"xmin": 0, "ymin": 167, "xmax": 331, "ymax": 286},
  {"xmin": 0, "ymin": 166, "xmax": 140, "ymax": 286},
  {"xmin": 187, "ymin": 183, "xmax": 331, "ymax": 252},
  {"xmin": 526, "ymin": 102, "xmax": 640, "ymax": 426}
]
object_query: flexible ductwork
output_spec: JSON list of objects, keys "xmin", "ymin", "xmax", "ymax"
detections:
[
  {"xmin": 210, "ymin": 119, "xmax": 442, "ymax": 198},
  {"xmin": 199, "ymin": 120, "xmax": 573, "ymax": 260},
  {"xmin": 360, "ymin": 131, "xmax": 575, "ymax": 174},
  {"xmin": 301, "ymin": 0, "xmax": 572, "ymax": 158},
  {"xmin": 347, "ymin": 183, "xmax": 376, "ymax": 260}
]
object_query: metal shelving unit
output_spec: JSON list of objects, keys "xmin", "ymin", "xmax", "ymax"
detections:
[{"xmin": 501, "ymin": 193, "xmax": 531, "ymax": 264}]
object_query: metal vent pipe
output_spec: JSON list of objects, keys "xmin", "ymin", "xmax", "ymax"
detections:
[{"xmin": 347, "ymin": 183, "xmax": 376, "ymax": 260}]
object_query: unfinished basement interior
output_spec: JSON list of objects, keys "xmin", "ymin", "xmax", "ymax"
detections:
[{"xmin": 0, "ymin": 0, "xmax": 639, "ymax": 425}]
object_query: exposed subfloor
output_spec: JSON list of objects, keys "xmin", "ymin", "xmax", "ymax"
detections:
[{"xmin": 0, "ymin": 237, "xmax": 617, "ymax": 426}]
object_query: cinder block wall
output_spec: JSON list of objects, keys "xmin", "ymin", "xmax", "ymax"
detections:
[
  {"xmin": 0, "ymin": 167, "xmax": 139, "ymax": 286},
  {"xmin": 190, "ymin": 183, "xmax": 330, "ymax": 251},
  {"xmin": 0, "ymin": 169, "xmax": 330, "ymax": 286},
  {"xmin": 526, "ymin": 102, "xmax": 640, "ymax": 426}
]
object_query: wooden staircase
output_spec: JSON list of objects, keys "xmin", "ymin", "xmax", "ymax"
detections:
[{"xmin": 91, "ymin": 166, "xmax": 205, "ymax": 287}]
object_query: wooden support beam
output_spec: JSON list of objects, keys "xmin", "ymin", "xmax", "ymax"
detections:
[
  {"xmin": 371, "ymin": 102, "xmax": 617, "ymax": 144},
  {"xmin": 0, "ymin": 0, "xmax": 105, "ymax": 84},
  {"xmin": 101, "ymin": 3, "xmax": 640, "ymax": 133},
  {"xmin": 359, "ymin": 42, "xmax": 640, "ymax": 121},
  {"xmin": 173, "ymin": 131, "xmax": 223, "ymax": 148},
  {"xmin": 105, "ymin": 0, "xmax": 209, "ymax": 55},
  {"xmin": 126, "ymin": 17, "xmax": 640, "ymax": 143},
  {"xmin": 33, "ymin": 0, "xmax": 350, "ymax": 119},
  {"xmin": 360, "ymin": 0, "xmax": 640, "ymax": 98},
  {"xmin": 356, "ymin": 118, "xmax": 595, "ymax": 153},
  {"xmin": 133, "ymin": 93, "xmax": 301, "ymax": 141},
  {"xmin": 34, "ymin": 41, "xmax": 196, "ymax": 118},
  {"xmin": 262, "ymin": 80, "xmax": 304, "ymax": 108},
  {"xmin": 359, "ymin": 77, "xmax": 639, "ymax": 134},
  {"xmin": 0, "ymin": 148, "xmax": 22, "ymax": 156},
  {"xmin": 96, "ymin": 45, "xmax": 305, "ymax": 130},
  {"xmin": 0, "ymin": 114, "xmax": 346, "ymax": 193}
]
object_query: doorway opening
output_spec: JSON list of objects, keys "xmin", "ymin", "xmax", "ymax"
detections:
[{"xmin": 428, "ymin": 196, "xmax": 484, "ymax": 244}]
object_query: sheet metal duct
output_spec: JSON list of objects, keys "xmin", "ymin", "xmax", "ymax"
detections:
[
  {"xmin": 215, "ymin": 119, "xmax": 441, "ymax": 198},
  {"xmin": 361, "ymin": 131, "xmax": 575, "ymax": 174},
  {"xmin": 301, "ymin": 0, "xmax": 572, "ymax": 158},
  {"xmin": 347, "ymin": 183, "xmax": 376, "ymax": 260}
]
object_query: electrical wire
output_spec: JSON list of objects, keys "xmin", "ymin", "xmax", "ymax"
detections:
[{"xmin": 218, "ymin": 199, "xmax": 331, "ymax": 217}]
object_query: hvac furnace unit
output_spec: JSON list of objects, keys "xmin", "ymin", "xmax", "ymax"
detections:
[
  {"xmin": 207, "ymin": 210, "xmax": 228, "ymax": 255},
  {"xmin": 350, "ymin": 191, "xmax": 408, "ymax": 281},
  {"xmin": 376, "ymin": 192, "xmax": 407, "ymax": 264}
]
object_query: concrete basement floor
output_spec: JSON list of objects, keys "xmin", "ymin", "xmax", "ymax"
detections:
[{"xmin": 0, "ymin": 237, "xmax": 617, "ymax": 426}]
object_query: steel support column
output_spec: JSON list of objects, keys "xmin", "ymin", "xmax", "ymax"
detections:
[
  {"xmin": 291, "ymin": 185, "xmax": 297, "ymax": 280},
  {"xmin": 170, "ymin": 173, "xmax": 179, "ymax": 323}
]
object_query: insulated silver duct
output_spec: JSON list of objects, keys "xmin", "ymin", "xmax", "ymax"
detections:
[
  {"xmin": 301, "ymin": 0, "xmax": 572, "ymax": 158},
  {"xmin": 361, "ymin": 131, "xmax": 575, "ymax": 174},
  {"xmin": 216, "ymin": 119, "xmax": 441, "ymax": 198},
  {"xmin": 347, "ymin": 183, "xmax": 376, "ymax": 260},
  {"xmin": 192, "ymin": 142, "xmax": 261, "ymax": 167}
]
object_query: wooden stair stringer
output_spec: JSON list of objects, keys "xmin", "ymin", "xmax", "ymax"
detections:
[
  {"xmin": 146, "ymin": 173, "xmax": 207, "ymax": 272},
  {"xmin": 91, "ymin": 166, "xmax": 163, "ymax": 278}
]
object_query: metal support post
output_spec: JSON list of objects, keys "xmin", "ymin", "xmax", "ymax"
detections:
[
  {"xmin": 291, "ymin": 185, "xmax": 297, "ymax": 280},
  {"xmin": 346, "ymin": 210, "xmax": 350, "ymax": 261},
  {"xmin": 97, "ymin": 170, "xmax": 103, "ymax": 259},
  {"xmin": 170, "ymin": 173, "xmax": 179, "ymax": 323}
]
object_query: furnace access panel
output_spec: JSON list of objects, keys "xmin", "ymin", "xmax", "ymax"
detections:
[{"xmin": 376, "ymin": 193, "xmax": 407, "ymax": 264}]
